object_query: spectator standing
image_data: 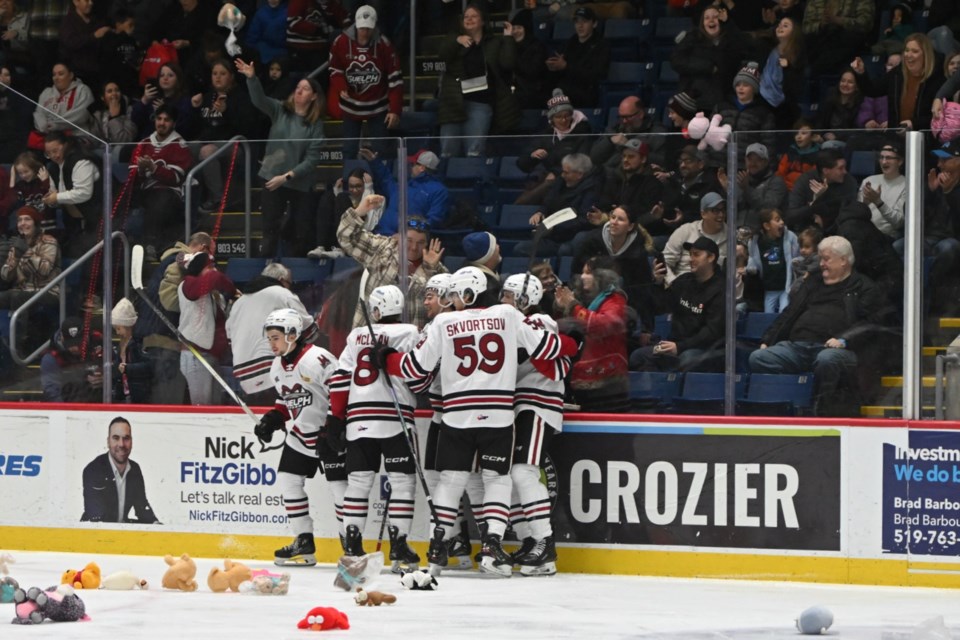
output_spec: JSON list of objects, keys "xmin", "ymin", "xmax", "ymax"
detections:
[
  {"xmin": 156, "ymin": 0, "xmax": 216, "ymax": 74},
  {"xmin": 127, "ymin": 105, "xmax": 193, "ymax": 259},
  {"xmin": 40, "ymin": 315, "xmax": 103, "ymax": 403},
  {"xmin": 663, "ymin": 192, "xmax": 729, "ymax": 285},
  {"xmin": 817, "ymin": 68, "xmax": 863, "ymax": 140},
  {"xmin": 337, "ymin": 194, "xmax": 447, "ymax": 329},
  {"xmin": 0, "ymin": 0, "xmax": 31, "ymax": 76},
  {"xmin": 437, "ymin": 3, "xmax": 518, "ymax": 158},
  {"xmin": 244, "ymin": 0, "xmax": 288, "ymax": 66},
  {"xmin": 328, "ymin": 5, "xmax": 402, "ymax": 161},
  {"xmin": 671, "ymin": 5, "xmax": 747, "ymax": 112},
  {"xmin": 785, "ymin": 148, "xmax": 858, "ymax": 232},
  {"xmin": 110, "ymin": 297, "xmax": 152, "ymax": 404},
  {"xmin": 746, "ymin": 208, "xmax": 798, "ymax": 313},
  {"xmin": 748, "ymin": 235, "xmax": 885, "ymax": 416},
  {"xmin": 88, "ymin": 80, "xmax": 138, "ymax": 146},
  {"xmin": 58, "ymin": 0, "xmax": 110, "ymax": 91},
  {"xmin": 0, "ymin": 206, "xmax": 60, "ymax": 353},
  {"xmin": 28, "ymin": 0, "xmax": 70, "ymax": 88},
  {"xmin": 508, "ymin": 8, "xmax": 548, "ymax": 110},
  {"xmin": 131, "ymin": 62, "xmax": 198, "ymax": 141},
  {"xmin": 546, "ymin": 7, "xmax": 610, "ymax": 109},
  {"xmin": 32, "ymin": 62, "xmax": 94, "ymax": 144},
  {"xmin": 43, "ymin": 131, "xmax": 102, "ymax": 257},
  {"xmin": 718, "ymin": 142, "xmax": 786, "ymax": 229},
  {"xmin": 285, "ymin": 0, "xmax": 350, "ymax": 74},
  {"xmin": 226, "ymin": 262, "xmax": 312, "ymax": 406},
  {"xmin": 553, "ymin": 255, "xmax": 629, "ymax": 412},
  {"xmin": 802, "ymin": 0, "xmax": 875, "ymax": 76},
  {"xmin": 98, "ymin": 9, "xmax": 141, "ymax": 97},
  {"xmin": 859, "ymin": 143, "xmax": 906, "ymax": 240},
  {"xmin": 177, "ymin": 250, "xmax": 238, "ymax": 405},
  {"xmin": 0, "ymin": 65, "xmax": 31, "ymax": 164},
  {"xmin": 759, "ymin": 16, "xmax": 806, "ymax": 129},
  {"xmin": 714, "ymin": 62, "xmax": 777, "ymax": 158},
  {"xmin": 236, "ymin": 58, "xmax": 324, "ymax": 258},
  {"xmin": 630, "ymin": 236, "xmax": 724, "ymax": 372}
]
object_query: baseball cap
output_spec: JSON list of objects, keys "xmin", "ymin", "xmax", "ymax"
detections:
[
  {"xmin": 355, "ymin": 5, "xmax": 377, "ymax": 29},
  {"xmin": 408, "ymin": 149, "xmax": 440, "ymax": 170},
  {"xmin": 622, "ymin": 138, "xmax": 649, "ymax": 155},
  {"xmin": 700, "ymin": 192, "xmax": 726, "ymax": 211},
  {"xmin": 932, "ymin": 140, "xmax": 960, "ymax": 159},
  {"xmin": 682, "ymin": 236, "xmax": 720, "ymax": 258},
  {"xmin": 60, "ymin": 316, "xmax": 85, "ymax": 348},
  {"xmin": 573, "ymin": 6, "xmax": 597, "ymax": 21},
  {"xmin": 745, "ymin": 142, "xmax": 768, "ymax": 160}
]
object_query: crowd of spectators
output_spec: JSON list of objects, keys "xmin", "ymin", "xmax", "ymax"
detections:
[{"xmin": 0, "ymin": 0, "xmax": 955, "ymax": 418}]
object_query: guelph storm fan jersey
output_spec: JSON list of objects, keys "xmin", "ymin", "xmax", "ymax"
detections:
[
  {"xmin": 399, "ymin": 304, "xmax": 561, "ymax": 429},
  {"xmin": 329, "ymin": 323, "xmax": 420, "ymax": 440},
  {"xmin": 515, "ymin": 313, "xmax": 570, "ymax": 431},
  {"xmin": 270, "ymin": 344, "xmax": 339, "ymax": 458}
]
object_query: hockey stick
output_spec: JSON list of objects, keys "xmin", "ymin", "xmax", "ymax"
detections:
[
  {"xmin": 521, "ymin": 207, "xmax": 578, "ymax": 305},
  {"xmin": 374, "ymin": 484, "xmax": 391, "ymax": 553},
  {"xmin": 130, "ymin": 245, "xmax": 283, "ymax": 452},
  {"xmin": 357, "ymin": 269, "xmax": 442, "ymax": 534}
]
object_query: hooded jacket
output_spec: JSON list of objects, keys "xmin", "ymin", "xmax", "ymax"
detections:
[{"xmin": 328, "ymin": 24, "xmax": 403, "ymax": 120}]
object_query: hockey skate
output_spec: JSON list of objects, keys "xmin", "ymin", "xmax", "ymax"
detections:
[
  {"xmin": 510, "ymin": 537, "xmax": 536, "ymax": 565},
  {"xmin": 426, "ymin": 527, "xmax": 448, "ymax": 577},
  {"xmin": 274, "ymin": 533, "xmax": 317, "ymax": 567},
  {"xmin": 517, "ymin": 536, "xmax": 557, "ymax": 576},
  {"xmin": 388, "ymin": 525, "xmax": 421, "ymax": 574},
  {"xmin": 478, "ymin": 534, "xmax": 512, "ymax": 578},
  {"xmin": 343, "ymin": 524, "xmax": 365, "ymax": 557},
  {"xmin": 445, "ymin": 530, "xmax": 474, "ymax": 570}
]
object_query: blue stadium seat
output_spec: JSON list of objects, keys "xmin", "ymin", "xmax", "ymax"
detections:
[
  {"xmin": 658, "ymin": 60, "xmax": 679, "ymax": 86},
  {"xmin": 606, "ymin": 61, "xmax": 656, "ymax": 86},
  {"xmin": 629, "ymin": 371, "xmax": 683, "ymax": 413},
  {"xmin": 500, "ymin": 256, "xmax": 531, "ymax": 278},
  {"xmin": 446, "ymin": 157, "xmax": 499, "ymax": 184},
  {"xmin": 862, "ymin": 54, "xmax": 885, "ymax": 80},
  {"xmin": 654, "ymin": 17, "xmax": 691, "ymax": 43},
  {"xmin": 225, "ymin": 258, "xmax": 268, "ymax": 285},
  {"xmin": 497, "ymin": 204, "xmax": 539, "ymax": 232},
  {"xmin": 604, "ymin": 19, "xmax": 652, "ymax": 60},
  {"xmin": 551, "ymin": 19, "xmax": 575, "ymax": 44},
  {"xmin": 849, "ymin": 151, "xmax": 878, "ymax": 179},
  {"xmin": 331, "ymin": 256, "xmax": 360, "ymax": 275},
  {"xmin": 653, "ymin": 314, "xmax": 671, "ymax": 340},
  {"xmin": 282, "ymin": 257, "xmax": 331, "ymax": 284},
  {"xmin": 556, "ymin": 256, "xmax": 573, "ymax": 283},
  {"xmin": 442, "ymin": 254, "xmax": 466, "ymax": 272},
  {"xmin": 737, "ymin": 373, "xmax": 815, "ymax": 416},
  {"xmin": 477, "ymin": 203, "xmax": 499, "ymax": 228},
  {"xmin": 499, "ymin": 156, "xmax": 530, "ymax": 184},
  {"xmin": 518, "ymin": 109, "xmax": 545, "ymax": 134},
  {"xmin": 673, "ymin": 372, "xmax": 746, "ymax": 415},
  {"xmin": 738, "ymin": 312, "xmax": 778, "ymax": 343},
  {"xmin": 534, "ymin": 19, "xmax": 552, "ymax": 43},
  {"xmin": 583, "ymin": 108, "xmax": 608, "ymax": 131}
]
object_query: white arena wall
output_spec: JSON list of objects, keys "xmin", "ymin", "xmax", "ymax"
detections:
[{"xmin": 2, "ymin": 403, "xmax": 960, "ymax": 589}]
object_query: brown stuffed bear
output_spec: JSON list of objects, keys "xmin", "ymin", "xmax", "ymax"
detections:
[
  {"xmin": 207, "ymin": 560, "xmax": 252, "ymax": 593},
  {"xmin": 354, "ymin": 587, "xmax": 396, "ymax": 606},
  {"xmin": 61, "ymin": 562, "xmax": 101, "ymax": 589},
  {"xmin": 162, "ymin": 554, "xmax": 198, "ymax": 592}
]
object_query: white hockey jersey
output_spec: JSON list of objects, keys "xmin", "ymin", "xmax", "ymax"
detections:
[
  {"xmin": 515, "ymin": 313, "xmax": 570, "ymax": 431},
  {"xmin": 399, "ymin": 304, "xmax": 561, "ymax": 429},
  {"xmin": 329, "ymin": 323, "xmax": 420, "ymax": 440},
  {"xmin": 270, "ymin": 344, "xmax": 339, "ymax": 458}
]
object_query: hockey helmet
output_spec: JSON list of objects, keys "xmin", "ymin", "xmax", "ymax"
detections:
[
  {"xmin": 369, "ymin": 285, "xmax": 404, "ymax": 320},
  {"xmin": 448, "ymin": 266, "xmax": 487, "ymax": 306},
  {"xmin": 502, "ymin": 273, "xmax": 543, "ymax": 310},
  {"xmin": 263, "ymin": 308, "xmax": 304, "ymax": 341},
  {"xmin": 425, "ymin": 273, "xmax": 453, "ymax": 308}
]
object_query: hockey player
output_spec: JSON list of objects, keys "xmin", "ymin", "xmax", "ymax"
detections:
[
  {"xmin": 327, "ymin": 285, "xmax": 422, "ymax": 572},
  {"xmin": 501, "ymin": 274, "xmax": 568, "ymax": 576},
  {"xmin": 376, "ymin": 266, "xmax": 578, "ymax": 577},
  {"xmin": 255, "ymin": 309, "xmax": 342, "ymax": 567}
]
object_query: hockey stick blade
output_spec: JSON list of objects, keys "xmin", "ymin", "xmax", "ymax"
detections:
[{"xmin": 129, "ymin": 245, "xmax": 281, "ymax": 452}]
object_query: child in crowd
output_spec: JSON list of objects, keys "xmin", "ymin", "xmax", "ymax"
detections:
[
  {"xmin": 873, "ymin": 3, "xmax": 913, "ymax": 56},
  {"xmin": 790, "ymin": 225, "xmax": 823, "ymax": 295},
  {"xmin": 9, "ymin": 152, "xmax": 51, "ymax": 234},
  {"xmin": 776, "ymin": 118, "xmax": 820, "ymax": 191},
  {"xmin": 747, "ymin": 208, "xmax": 798, "ymax": 313}
]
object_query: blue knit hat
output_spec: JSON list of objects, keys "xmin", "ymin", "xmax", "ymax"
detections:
[{"xmin": 462, "ymin": 232, "xmax": 497, "ymax": 263}]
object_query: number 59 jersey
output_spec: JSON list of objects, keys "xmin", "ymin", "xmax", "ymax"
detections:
[
  {"xmin": 329, "ymin": 323, "xmax": 421, "ymax": 440},
  {"xmin": 399, "ymin": 304, "xmax": 561, "ymax": 429}
]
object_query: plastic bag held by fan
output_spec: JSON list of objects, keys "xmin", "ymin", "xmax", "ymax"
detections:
[{"xmin": 218, "ymin": 4, "xmax": 246, "ymax": 56}]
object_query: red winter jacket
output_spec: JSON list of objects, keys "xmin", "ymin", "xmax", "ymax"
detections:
[{"xmin": 567, "ymin": 290, "xmax": 628, "ymax": 390}]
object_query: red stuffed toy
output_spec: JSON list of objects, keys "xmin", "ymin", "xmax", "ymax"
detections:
[{"xmin": 297, "ymin": 606, "xmax": 350, "ymax": 631}]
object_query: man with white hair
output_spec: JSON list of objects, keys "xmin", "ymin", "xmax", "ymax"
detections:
[
  {"xmin": 226, "ymin": 262, "xmax": 312, "ymax": 406},
  {"xmin": 748, "ymin": 236, "xmax": 885, "ymax": 416}
]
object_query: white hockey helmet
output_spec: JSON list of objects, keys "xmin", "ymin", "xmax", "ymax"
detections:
[
  {"xmin": 502, "ymin": 273, "xmax": 543, "ymax": 310},
  {"xmin": 263, "ymin": 308, "xmax": 304, "ymax": 341},
  {"xmin": 425, "ymin": 273, "xmax": 453, "ymax": 308},
  {"xmin": 448, "ymin": 266, "xmax": 487, "ymax": 306},
  {"xmin": 369, "ymin": 284, "xmax": 404, "ymax": 320}
]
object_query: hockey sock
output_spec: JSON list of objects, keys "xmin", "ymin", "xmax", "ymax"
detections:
[
  {"xmin": 344, "ymin": 471, "xmax": 375, "ymax": 533},
  {"xmin": 328, "ymin": 478, "xmax": 347, "ymax": 535},
  {"xmin": 424, "ymin": 469, "xmax": 440, "ymax": 533},
  {"xmin": 386, "ymin": 472, "xmax": 416, "ymax": 536},
  {"xmin": 510, "ymin": 484, "xmax": 532, "ymax": 540},
  {"xmin": 480, "ymin": 469, "xmax": 512, "ymax": 538},
  {"xmin": 434, "ymin": 470, "xmax": 470, "ymax": 536},
  {"xmin": 466, "ymin": 471, "xmax": 485, "ymax": 532},
  {"xmin": 279, "ymin": 471, "xmax": 313, "ymax": 536},
  {"xmin": 512, "ymin": 463, "xmax": 553, "ymax": 540}
]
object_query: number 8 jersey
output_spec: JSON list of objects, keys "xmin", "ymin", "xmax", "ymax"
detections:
[{"xmin": 398, "ymin": 304, "xmax": 561, "ymax": 429}]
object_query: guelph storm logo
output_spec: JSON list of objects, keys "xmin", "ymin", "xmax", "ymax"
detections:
[
  {"xmin": 281, "ymin": 383, "xmax": 313, "ymax": 420},
  {"xmin": 346, "ymin": 59, "xmax": 382, "ymax": 93}
]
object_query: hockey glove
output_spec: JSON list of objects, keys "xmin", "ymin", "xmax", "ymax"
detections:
[
  {"xmin": 255, "ymin": 409, "xmax": 286, "ymax": 441},
  {"xmin": 325, "ymin": 414, "xmax": 347, "ymax": 453},
  {"xmin": 370, "ymin": 343, "xmax": 398, "ymax": 371}
]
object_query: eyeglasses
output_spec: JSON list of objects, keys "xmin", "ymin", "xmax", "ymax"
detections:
[
  {"xmin": 407, "ymin": 218, "xmax": 429, "ymax": 232},
  {"xmin": 879, "ymin": 154, "xmax": 900, "ymax": 161},
  {"xmin": 619, "ymin": 111, "xmax": 641, "ymax": 121},
  {"xmin": 347, "ymin": 182, "xmax": 364, "ymax": 190}
]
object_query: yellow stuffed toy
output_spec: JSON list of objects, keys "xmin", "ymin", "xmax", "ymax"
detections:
[
  {"xmin": 61, "ymin": 562, "xmax": 101, "ymax": 589},
  {"xmin": 161, "ymin": 554, "xmax": 198, "ymax": 592},
  {"xmin": 207, "ymin": 560, "xmax": 251, "ymax": 593}
]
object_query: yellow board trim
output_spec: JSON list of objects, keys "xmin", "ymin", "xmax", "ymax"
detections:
[{"xmin": 6, "ymin": 526, "xmax": 960, "ymax": 589}]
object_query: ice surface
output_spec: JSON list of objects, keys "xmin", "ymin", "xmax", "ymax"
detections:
[{"xmin": 3, "ymin": 550, "xmax": 960, "ymax": 639}]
